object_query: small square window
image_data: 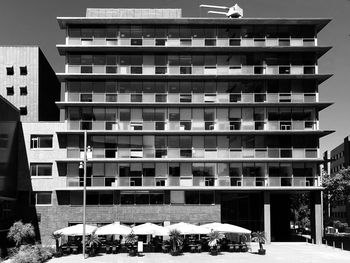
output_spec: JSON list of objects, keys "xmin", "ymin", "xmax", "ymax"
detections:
[
  {"xmin": 20, "ymin": 86, "xmax": 27, "ymax": 96},
  {"xmin": 6, "ymin": 86, "xmax": 14, "ymax": 96},
  {"xmin": 19, "ymin": 106, "xmax": 27, "ymax": 115},
  {"xmin": 6, "ymin": 66, "xmax": 14, "ymax": 75},
  {"xmin": 20, "ymin": 66, "xmax": 27, "ymax": 75}
]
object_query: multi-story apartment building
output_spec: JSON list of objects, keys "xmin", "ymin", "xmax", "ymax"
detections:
[
  {"xmin": 0, "ymin": 96, "xmax": 20, "ymax": 255},
  {"xmin": 27, "ymin": 8, "xmax": 333, "ymax": 245},
  {"xmin": 324, "ymin": 137, "xmax": 350, "ymax": 224},
  {"xmin": 0, "ymin": 47, "xmax": 60, "ymax": 253},
  {"xmin": 0, "ymin": 46, "xmax": 60, "ymax": 122}
]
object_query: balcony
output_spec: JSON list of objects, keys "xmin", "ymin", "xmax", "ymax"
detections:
[
  {"xmin": 66, "ymin": 120, "xmax": 319, "ymax": 132},
  {"xmin": 66, "ymin": 65, "xmax": 317, "ymax": 75},
  {"xmin": 66, "ymin": 147, "xmax": 319, "ymax": 159},
  {"xmin": 65, "ymin": 92, "xmax": 318, "ymax": 104},
  {"xmin": 64, "ymin": 176, "xmax": 319, "ymax": 188},
  {"xmin": 66, "ymin": 37, "xmax": 316, "ymax": 47}
]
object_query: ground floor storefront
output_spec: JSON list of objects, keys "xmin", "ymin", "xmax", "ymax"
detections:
[{"xmin": 29, "ymin": 190, "xmax": 322, "ymax": 246}]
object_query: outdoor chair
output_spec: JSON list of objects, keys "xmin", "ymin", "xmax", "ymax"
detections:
[
  {"xmin": 228, "ymin": 243, "xmax": 234, "ymax": 252},
  {"xmin": 162, "ymin": 245, "xmax": 169, "ymax": 253},
  {"xmin": 234, "ymin": 244, "xmax": 240, "ymax": 252},
  {"xmin": 112, "ymin": 246, "xmax": 117, "ymax": 254},
  {"xmin": 197, "ymin": 244, "xmax": 202, "ymax": 253}
]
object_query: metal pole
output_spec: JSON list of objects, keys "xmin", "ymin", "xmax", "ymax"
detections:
[{"xmin": 82, "ymin": 130, "xmax": 87, "ymax": 259}]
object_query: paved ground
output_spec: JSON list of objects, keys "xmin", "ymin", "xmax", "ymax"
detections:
[{"xmin": 43, "ymin": 243, "xmax": 350, "ymax": 263}]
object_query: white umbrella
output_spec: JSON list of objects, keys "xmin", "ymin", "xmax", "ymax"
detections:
[
  {"xmin": 166, "ymin": 222, "xmax": 211, "ymax": 235},
  {"xmin": 54, "ymin": 224, "xmax": 97, "ymax": 236},
  {"xmin": 202, "ymin": 222, "xmax": 251, "ymax": 234},
  {"xmin": 95, "ymin": 222, "xmax": 131, "ymax": 236},
  {"xmin": 132, "ymin": 223, "xmax": 169, "ymax": 236}
]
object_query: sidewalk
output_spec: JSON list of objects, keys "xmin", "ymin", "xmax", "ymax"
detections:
[{"xmin": 44, "ymin": 243, "xmax": 350, "ymax": 263}]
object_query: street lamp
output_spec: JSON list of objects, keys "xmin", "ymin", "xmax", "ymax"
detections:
[{"xmin": 79, "ymin": 130, "xmax": 91, "ymax": 259}]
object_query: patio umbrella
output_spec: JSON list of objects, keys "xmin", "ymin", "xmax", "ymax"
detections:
[
  {"xmin": 166, "ymin": 222, "xmax": 211, "ymax": 235},
  {"xmin": 132, "ymin": 223, "xmax": 169, "ymax": 236},
  {"xmin": 54, "ymin": 224, "xmax": 98, "ymax": 236},
  {"xmin": 202, "ymin": 222, "xmax": 251, "ymax": 234},
  {"xmin": 95, "ymin": 222, "xmax": 131, "ymax": 236}
]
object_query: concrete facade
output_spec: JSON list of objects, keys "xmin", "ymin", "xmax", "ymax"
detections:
[
  {"xmin": 0, "ymin": 46, "xmax": 60, "ymax": 122},
  {"xmin": 10, "ymin": 9, "xmax": 333, "ymax": 246}
]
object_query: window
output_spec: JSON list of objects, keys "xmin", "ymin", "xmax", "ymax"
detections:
[
  {"xmin": 20, "ymin": 86, "xmax": 27, "ymax": 95},
  {"xmin": 6, "ymin": 86, "xmax": 14, "ymax": 96},
  {"xmin": 32, "ymin": 192, "xmax": 52, "ymax": 205},
  {"xmin": 30, "ymin": 135, "xmax": 53, "ymax": 148},
  {"xmin": 6, "ymin": 66, "xmax": 14, "ymax": 75},
  {"xmin": 30, "ymin": 163, "xmax": 52, "ymax": 176},
  {"xmin": 20, "ymin": 66, "xmax": 27, "ymax": 75},
  {"xmin": 19, "ymin": 106, "xmax": 27, "ymax": 116}
]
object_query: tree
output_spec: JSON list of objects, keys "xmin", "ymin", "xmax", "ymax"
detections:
[
  {"xmin": 7, "ymin": 221, "xmax": 35, "ymax": 247},
  {"xmin": 168, "ymin": 229, "xmax": 183, "ymax": 256},
  {"xmin": 322, "ymin": 167, "xmax": 350, "ymax": 208},
  {"xmin": 252, "ymin": 231, "xmax": 266, "ymax": 254},
  {"xmin": 290, "ymin": 193, "xmax": 311, "ymax": 231}
]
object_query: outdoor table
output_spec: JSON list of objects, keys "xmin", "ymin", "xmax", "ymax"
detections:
[
  {"xmin": 70, "ymin": 245, "xmax": 78, "ymax": 254},
  {"xmin": 189, "ymin": 244, "xmax": 197, "ymax": 253},
  {"xmin": 228, "ymin": 243, "xmax": 235, "ymax": 252}
]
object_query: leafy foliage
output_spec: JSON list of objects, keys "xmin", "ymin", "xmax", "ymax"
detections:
[
  {"xmin": 290, "ymin": 193, "xmax": 311, "ymax": 230},
  {"xmin": 125, "ymin": 230, "xmax": 138, "ymax": 245},
  {"xmin": 252, "ymin": 231, "xmax": 266, "ymax": 250},
  {"xmin": 7, "ymin": 221, "xmax": 35, "ymax": 247},
  {"xmin": 11, "ymin": 244, "xmax": 53, "ymax": 263},
  {"xmin": 207, "ymin": 230, "xmax": 224, "ymax": 248},
  {"xmin": 85, "ymin": 233, "xmax": 101, "ymax": 248},
  {"xmin": 323, "ymin": 167, "xmax": 350, "ymax": 205},
  {"xmin": 169, "ymin": 229, "xmax": 183, "ymax": 254}
]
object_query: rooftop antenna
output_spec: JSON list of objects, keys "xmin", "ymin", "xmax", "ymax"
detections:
[{"xmin": 200, "ymin": 3, "xmax": 243, "ymax": 18}]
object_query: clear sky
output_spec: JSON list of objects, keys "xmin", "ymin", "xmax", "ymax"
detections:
[{"xmin": 0, "ymin": 0, "xmax": 349, "ymax": 153}]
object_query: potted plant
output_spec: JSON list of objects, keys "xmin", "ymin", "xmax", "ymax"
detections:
[
  {"xmin": 85, "ymin": 233, "xmax": 101, "ymax": 257},
  {"xmin": 169, "ymin": 229, "xmax": 183, "ymax": 256},
  {"xmin": 252, "ymin": 231, "xmax": 266, "ymax": 255},
  {"xmin": 207, "ymin": 230, "xmax": 224, "ymax": 256},
  {"xmin": 51, "ymin": 233, "xmax": 63, "ymax": 257},
  {"xmin": 125, "ymin": 231, "xmax": 138, "ymax": 256}
]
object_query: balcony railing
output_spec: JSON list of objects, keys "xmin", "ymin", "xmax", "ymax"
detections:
[
  {"xmin": 66, "ymin": 92, "xmax": 318, "ymax": 103},
  {"xmin": 66, "ymin": 120, "xmax": 318, "ymax": 131},
  {"xmin": 65, "ymin": 176, "xmax": 319, "ymax": 188},
  {"xmin": 66, "ymin": 37, "xmax": 316, "ymax": 47},
  {"xmin": 66, "ymin": 147, "xmax": 319, "ymax": 159},
  {"xmin": 66, "ymin": 65, "xmax": 317, "ymax": 75}
]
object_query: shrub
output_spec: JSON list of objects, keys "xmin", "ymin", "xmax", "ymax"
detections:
[
  {"xmin": 7, "ymin": 221, "xmax": 35, "ymax": 247},
  {"xmin": 11, "ymin": 244, "xmax": 53, "ymax": 263}
]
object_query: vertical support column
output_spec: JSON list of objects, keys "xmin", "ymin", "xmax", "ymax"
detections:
[
  {"xmin": 311, "ymin": 191, "xmax": 322, "ymax": 244},
  {"xmin": 264, "ymin": 191, "xmax": 271, "ymax": 244}
]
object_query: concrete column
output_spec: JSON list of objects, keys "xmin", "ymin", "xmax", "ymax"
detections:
[
  {"xmin": 311, "ymin": 191, "xmax": 322, "ymax": 244},
  {"xmin": 264, "ymin": 191, "xmax": 271, "ymax": 244}
]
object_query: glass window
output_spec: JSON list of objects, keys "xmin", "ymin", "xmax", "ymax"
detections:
[
  {"xmin": 168, "ymin": 26, "xmax": 179, "ymax": 38},
  {"xmin": 171, "ymin": 190, "xmax": 184, "ymax": 204},
  {"xmin": 218, "ymin": 163, "xmax": 229, "ymax": 177},
  {"xmin": 135, "ymin": 194, "xmax": 149, "ymax": 204},
  {"xmin": 35, "ymin": 192, "xmax": 52, "ymax": 205},
  {"xmin": 121, "ymin": 193, "xmax": 134, "ymax": 205},
  {"xmin": 168, "ymin": 136, "xmax": 179, "ymax": 148},
  {"xmin": 81, "ymin": 28, "xmax": 93, "ymax": 38},
  {"xmin": 200, "ymin": 191, "xmax": 214, "ymax": 204},
  {"xmin": 169, "ymin": 163, "xmax": 180, "ymax": 177},
  {"xmin": 230, "ymin": 163, "xmax": 242, "ymax": 177},
  {"xmin": 81, "ymin": 55, "xmax": 93, "ymax": 65},
  {"xmin": 30, "ymin": 163, "xmax": 52, "ymax": 176},
  {"xmin": 192, "ymin": 27, "xmax": 205, "ymax": 38},
  {"xmin": 119, "ymin": 26, "xmax": 130, "ymax": 38},
  {"xmin": 150, "ymin": 193, "xmax": 164, "ymax": 204},
  {"xmin": 119, "ymin": 109, "xmax": 130, "ymax": 121},
  {"xmin": 185, "ymin": 191, "xmax": 199, "ymax": 204},
  {"xmin": 30, "ymin": 135, "xmax": 53, "ymax": 148},
  {"xmin": 100, "ymin": 192, "xmax": 113, "ymax": 205},
  {"xmin": 155, "ymin": 27, "xmax": 167, "ymax": 38},
  {"xmin": 204, "ymin": 136, "xmax": 216, "ymax": 148},
  {"xmin": 69, "ymin": 28, "xmax": 81, "ymax": 38},
  {"xmin": 93, "ymin": 55, "xmax": 106, "ymax": 65}
]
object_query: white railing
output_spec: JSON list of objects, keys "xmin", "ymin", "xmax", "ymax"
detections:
[
  {"xmin": 65, "ymin": 176, "xmax": 319, "ymax": 187},
  {"xmin": 66, "ymin": 37, "xmax": 316, "ymax": 47}
]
